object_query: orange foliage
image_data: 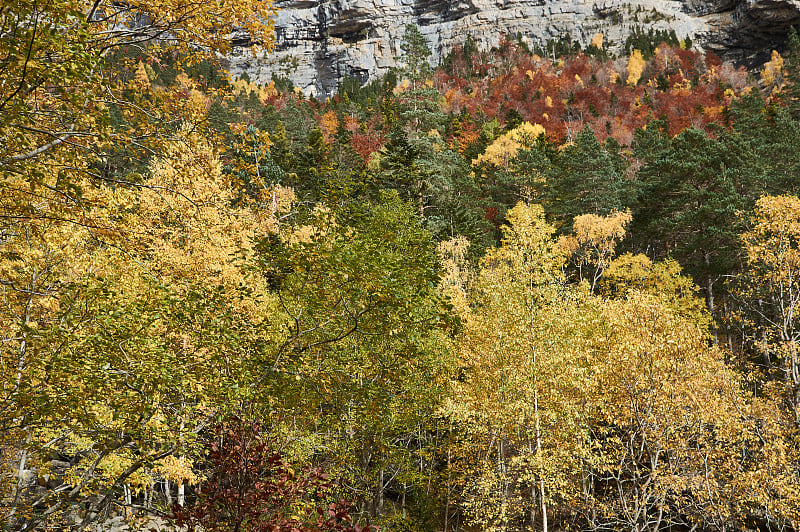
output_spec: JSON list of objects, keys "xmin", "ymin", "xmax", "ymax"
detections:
[
  {"xmin": 450, "ymin": 120, "xmax": 481, "ymax": 155},
  {"xmin": 435, "ymin": 42, "xmax": 753, "ymax": 145},
  {"xmin": 318, "ymin": 110, "xmax": 339, "ymax": 143},
  {"xmin": 343, "ymin": 115, "xmax": 361, "ymax": 134},
  {"xmin": 351, "ymin": 127, "xmax": 386, "ymax": 162}
]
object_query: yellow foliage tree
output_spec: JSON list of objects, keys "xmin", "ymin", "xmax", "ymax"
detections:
[
  {"xmin": 601, "ymin": 252, "xmax": 709, "ymax": 324},
  {"xmin": 472, "ymin": 122, "xmax": 546, "ymax": 169},
  {"xmin": 583, "ymin": 292, "xmax": 788, "ymax": 530},
  {"xmin": 559, "ymin": 210, "xmax": 632, "ymax": 291},
  {"xmin": 230, "ymin": 78, "xmax": 279, "ymax": 104},
  {"xmin": 626, "ymin": 49, "xmax": 645, "ymax": 86},
  {"xmin": 1, "ymin": 0, "xmax": 276, "ymax": 175},
  {"xmin": 440, "ymin": 202, "xmax": 798, "ymax": 531},
  {"xmin": 0, "ymin": 124, "xmax": 293, "ymax": 529},
  {"xmin": 761, "ymin": 50, "xmax": 785, "ymax": 90},
  {"xmin": 317, "ymin": 110, "xmax": 341, "ymax": 145},
  {"xmin": 441, "ymin": 204, "xmax": 582, "ymax": 531},
  {"xmin": 134, "ymin": 60, "xmax": 151, "ymax": 88},
  {"xmin": 738, "ymin": 195, "xmax": 800, "ymax": 419}
]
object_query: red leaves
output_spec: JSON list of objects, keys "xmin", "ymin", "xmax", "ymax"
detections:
[
  {"xmin": 351, "ymin": 127, "xmax": 386, "ymax": 162},
  {"xmin": 434, "ymin": 42, "xmax": 751, "ymax": 145},
  {"xmin": 170, "ymin": 418, "xmax": 372, "ymax": 532}
]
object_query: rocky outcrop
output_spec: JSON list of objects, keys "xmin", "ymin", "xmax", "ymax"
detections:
[
  {"xmin": 225, "ymin": 0, "xmax": 800, "ymax": 98},
  {"xmin": 701, "ymin": 0, "xmax": 800, "ymax": 64}
]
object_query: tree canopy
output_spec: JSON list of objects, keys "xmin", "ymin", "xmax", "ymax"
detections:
[{"xmin": 4, "ymin": 14, "xmax": 800, "ymax": 531}]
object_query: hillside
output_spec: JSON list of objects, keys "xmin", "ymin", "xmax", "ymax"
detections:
[
  {"xmin": 4, "ymin": 4, "xmax": 800, "ymax": 531},
  {"xmin": 227, "ymin": 0, "xmax": 800, "ymax": 96}
]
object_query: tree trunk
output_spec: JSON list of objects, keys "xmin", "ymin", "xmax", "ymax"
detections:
[
  {"xmin": 444, "ymin": 449, "xmax": 451, "ymax": 532},
  {"xmin": 530, "ymin": 274, "xmax": 548, "ymax": 532},
  {"xmin": 177, "ymin": 479, "xmax": 185, "ymax": 507},
  {"xmin": 703, "ymin": 253, "xmax": 715, "ymax": 316},
  {"xmin": 164, "ymin": 479, "xmax": 172, "ymax": 506},
  {"xmin": 124, "ymin": 484, "xmax": 132, "ymax": 518},
  {"xmin": 534, "ymin": 387, "xmax": 548, "ymax": 532},
  {"xmin": 374, "ymin": 468, "xmax": 384, "ymax": 517},
  {"xmin": 11, "ymin": 289, "xmax": 36, "ymax": 516}
]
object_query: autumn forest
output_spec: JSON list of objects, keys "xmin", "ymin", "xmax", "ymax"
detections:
[{"xmin": 5, "ymin": 2, "xmax": 800, "ymax": 531}]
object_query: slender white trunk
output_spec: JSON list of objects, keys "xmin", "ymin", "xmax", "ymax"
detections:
[
  {"xmin": 530, "ymin": 276, "xmax": 548, "ymax": 532},
  {"xmin": 124, "ymin": 484, "xmax": 132, "ymax": 517},
  {"xmin": 177, "ymin": 479, "xmax": 185, "ymax": 507},
  {"xmin": 534, "ymin": 380, "xmax": 548, "ymax": 532},
  {"xmin": 177, "ymin": 416, "xmax": 186, "ymax": 506},
  {"xmin": 11, "ymin": 287, "xmax": 36, "ymax": 516},
  {"xmin": 164, "ymin": 479, "xmax": 172, "ymax": 506},
  {"xmin": 444, "ymin": 449, "xmax": 451, "ymax": 532},
  {"xmin": 177, "ymin": 348, "xmax": 187, "ymax": 507}
]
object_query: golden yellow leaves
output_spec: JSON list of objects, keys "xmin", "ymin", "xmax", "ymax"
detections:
[
  {"xmin": 133, "ymin": 60, "xmax": 151, "ymax": 88},
  {"xmin": 739, "ymin": 195, "xmax": 800, "ymax": 410},
  {"xmin": 559, "ymin": 210, "xmax": 631, "ymax": 290},
  {"xmin": 439, "ymin": 203, "xmax": 581, "ymax": 529},
  {"xmin": 230, "ymin": 78, "xmax": 279, "ymax": 104},
  {"xmin": 122, "ymin": 0, "xmax": 276, "ymax": 55},
  {"xmin": 744, "ymin": 194, "xmax": 800, "ymax": 270},
  {"xmin": 318, "ymin": 110, "xmax": 340, "ymax": 143},
  {"xmin": 472, "ymin": 122, "xmax": 546, "ymax": 168},
  {"xmin": 590, "ymin": 32, "xmax": 604, "ymax": 50},
  {"xmin": 437, "ymin": 201, "xmax": 765, "ymax": 529},
  {"xmin": 498, "ymin": 203, "xmax": 562, "ymax": 274},
  {"xmin": 626, "ymin": 49, "xmax": 645, "ymax": 86},
  {"xmin": 561, "ymin": 211, "xmax": 631, "ymax": 257},
  {"xmin": 393, "ymin": 78, "xmax": 412, "ymax": 95},
  {"xmin": 137, "ymin": 125, "xmax": 288, "ymax": 311},
  {"xmin": 761, "ymin": 50, "xmax": 785, "ymax": 91},
  {"xmin": 155, "ymin": 455, "xmax": 199, "ymax": 485},
  {"xmin": 436, "ymin": 236, "xmax": 473, "ymax": 316}
]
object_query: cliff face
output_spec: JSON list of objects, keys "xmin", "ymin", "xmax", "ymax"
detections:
[{"xmin": 225, "ymin": 0, "xmax": 800, "ymax": 97}]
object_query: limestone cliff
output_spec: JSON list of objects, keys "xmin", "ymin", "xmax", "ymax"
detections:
[{"xmin": 225, "ymin": 0, "xmax": 800, "ymax": 97}]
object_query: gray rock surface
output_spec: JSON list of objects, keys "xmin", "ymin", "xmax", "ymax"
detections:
[{"xmin": 225, "ymin": 0, "xmax": 800, "ymax": 97}]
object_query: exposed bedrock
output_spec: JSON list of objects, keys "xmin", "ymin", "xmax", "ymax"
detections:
[{"xmin": 225, "ymin": 0, "xmax": 800, "ymax": 97}]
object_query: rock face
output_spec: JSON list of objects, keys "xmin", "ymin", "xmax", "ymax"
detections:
[
  {"xmin": 699, "ymin": 0, "xmax": 800, "ymax": 63},
  {"xmin": 225, "ymin": 0, "xmax": 800, "ymax": 97}
]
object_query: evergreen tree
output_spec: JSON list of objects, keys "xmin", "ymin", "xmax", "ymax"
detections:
[
  {"xmin": 400, "ymin": 23, "xmax": 432, "ymax": 85},
  {"xmin": 633, "ymin": 127, "xmax": 755, "ymax": 313},
  {"xmin": 544, "ymin": 126, "xmax": 632, "ymax": 232},
  {"xmin": 378, "ymin": 126, "xmax": 422, "ymax": 201},
  {"xmin": 784, "ymin": 26, "xmax": 800, "ymax": 115},
  {"xmin": 396, "ymin": 24, "xmax": 445, "ymax": 135},
  {"xmin": 728, "ymin": 93, "xmax": 800, "ymax": 196}
]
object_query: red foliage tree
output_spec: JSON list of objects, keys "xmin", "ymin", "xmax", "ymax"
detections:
[
  {"xmin": 351, "ymin": 126, "xmax": 386, "ymax": 162},
  {"xmin": 432, "ymin": 41, "xmax": 751, "ymax": 146},
  {"xmin": 171, "ymin": 419, "xmax": 372, "ymax": 532}
]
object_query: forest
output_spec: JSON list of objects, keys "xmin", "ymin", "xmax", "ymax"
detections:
[{"xmin": 4, "ymin": 1, "xmax": 800, "ymax": 531}]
